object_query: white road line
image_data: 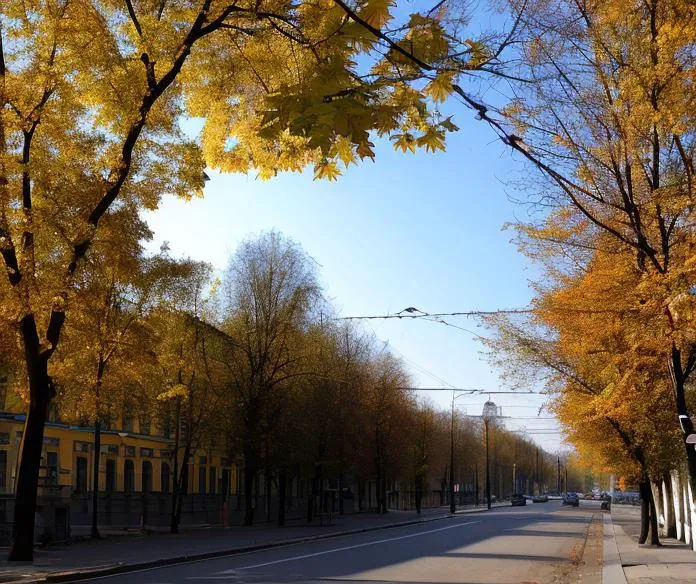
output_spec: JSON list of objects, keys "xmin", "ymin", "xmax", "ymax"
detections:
[{"xmin": 223, "ymin": 520, "xmax": 480, "ymax": 573}]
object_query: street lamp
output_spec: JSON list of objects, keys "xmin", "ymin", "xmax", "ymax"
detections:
[
  {"xmin": 482, "ymin": 400, "xmax": 497, "ymax": 510},
  {"xmin": 450, "ymin": 391, "xmax": 471, "ymax": 514}
]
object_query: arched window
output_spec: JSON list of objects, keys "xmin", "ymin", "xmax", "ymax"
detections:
[
  {"xmin": 124, "ymin": 459, "xmax": 134, "ymax": 494},
  {"xmin": 161, "ymin": 463, "xmax": 170, "ymax": 495},
  {"xmin": 142, "ymin": 461, "xmax": 152, "ymax": 494},
  {"xmin": 106, "ymin": 459, "xmax": 116, "ymax": 492}
]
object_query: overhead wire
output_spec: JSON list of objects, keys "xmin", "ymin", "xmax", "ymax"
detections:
[{"xmin": 335, "ymin": 307, "xmax": 532, "ymax": 321}]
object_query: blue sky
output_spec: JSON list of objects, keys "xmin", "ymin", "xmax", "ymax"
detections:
[
  {"xmin": 142, "ymin": 2, "xmax": 566, "ymax": 452},
  {"xmin": 144, "ymin": 109, "xmax": 566, "ymax": 452}
]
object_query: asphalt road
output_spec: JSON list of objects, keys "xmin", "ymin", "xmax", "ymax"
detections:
[{"xmin": 70, "ymin": 501, "xmax": 604, "ymax": 584}]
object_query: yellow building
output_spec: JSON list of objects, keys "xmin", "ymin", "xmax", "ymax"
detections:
[{"xmin": 0, "ymin": 411, "xmax": 237, "ymax": 498}]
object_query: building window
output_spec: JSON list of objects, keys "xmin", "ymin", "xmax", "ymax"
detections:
[
  {"xmin": 0, "ymin": 376, "xmax": 7, "ymax": 411},
  {"xmin": 0, "ymin": 433, "xmax": 9, "ymax": 445},
  {"xmin": 106, "ymin": 459, "xmax": 116, "ymax": 492},
  {"xmin": 46, "ymin": 452, "xmax": 58, "ymax": 485},
  {"xmin": 181, "ymin": 464, "xmax": 189, "ymax": 495},
  {"xmin": 159, "ymin": 408, "xmax": 171, "ymax": 439},
  {"xmin": 124, "ymin": 460, "xmax": 134, "ymax": 494},
  {"xmin": 74, "ymin": 441, "xmax": 90, "ymax": 453},
  {"xmin": 161, "ymin": 463, "xmax": 170, "ymax": 495},
  {"xmin": 75, "ymin": 456, "xmax": 88, "ymax": 493},
  {"xmin": 209, "ymin": 467, "xmax": 217, "ymax": 495},
  {"xmin": 122, "ymin": 413, "xmax": 133, "ymax": 433},
  {"xmin": 139, "ymin": 414, "xmax": 151, "ymax": 435},
  {"xmin": 47, "ymin": 403, "xmax": 59, "ymax": 423},
  {"xmin": 0, "ymin": 450, "xmax": 6, "ymax": 493},
  {"xmin": 140, "ymin": 447, "xmax": 153, "ymax": 458},
  {"xmin": 198, "ymin": 466, "xmax": 206, "ymax": 494},
  {"xmin": 221, "ymin": 469, "xmax": 230, "ymax": 499},
  {"xmin": 142, "ymin": 461, "xmax": 152, "ymax": 494}
]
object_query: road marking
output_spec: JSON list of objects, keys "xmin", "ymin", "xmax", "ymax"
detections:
[{"xmin": 223, "ymin": 520, "xmax": 480, "ymax": 572}]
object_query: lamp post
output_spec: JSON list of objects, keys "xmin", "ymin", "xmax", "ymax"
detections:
[
  {"xmin": 482, "ymin": 400, "xmax": 497, "ymax": 510},
  {"xmin": 450, "ymin": 391, "xmax": 470, "ymax": 514}
]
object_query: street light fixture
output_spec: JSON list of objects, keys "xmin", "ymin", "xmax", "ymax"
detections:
[
  {"xmin": 482, "ymin": 400, "xmax": 498, "ymax": 510},
  {"xmin": 450, "ymin": 390, "xmax": 473, "ymax": 514}
]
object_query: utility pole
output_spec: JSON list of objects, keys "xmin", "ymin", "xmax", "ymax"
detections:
[
  {"xmin": 450, "ymin": 392, "xmax": 455, "ymax": 514},
  {"xmin": 565, "ymin": 466, "xmax": 568, "ymax": 492},
  {"xmin": 535, "ymin": 447, "xmax": 539, "ymax": 494},
  {"xmin": 513, "ymin": 463, "xmax": 516, "ymax": 494},
  {"xmin": 485, "ymin": 418, "xmax": 491, "ymax": 509},
  {"xmin": 475, "ymin": 463, "xmax": 479, "ymax": 507}
]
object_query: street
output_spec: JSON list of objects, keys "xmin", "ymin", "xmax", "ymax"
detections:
[{"xmin": 70, "ymin": 502, "xmax": 604, "ymax": 584}]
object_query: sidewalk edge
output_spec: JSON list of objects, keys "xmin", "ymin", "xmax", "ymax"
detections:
[
  {"xmin": 603, "ymin": 511, "xmax": 628, "ymax": 584},
  {"xmin": 41, "ymin": 510, "xmax": 486, "ymax": 583}
]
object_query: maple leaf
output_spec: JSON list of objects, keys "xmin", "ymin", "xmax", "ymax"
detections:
[
  {"xmin": 358, "ymin": 0, "xmax": 396, "ymax": 29},
  {"xmin": 313, "ymin": 160, "xmax": 342, "ymax": 181}
]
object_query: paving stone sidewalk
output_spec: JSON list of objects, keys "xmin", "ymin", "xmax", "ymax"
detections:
[
  {"xmin": 0, "ymin": 504, "xmax": 502, "ymax": 583},
  {"xmin": 611, "ymin": 504, "xmax": 696, "ymax": 583}
]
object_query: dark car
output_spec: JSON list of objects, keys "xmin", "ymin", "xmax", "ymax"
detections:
[
  {"xmin": 562, "ymin": 492, "xmax": 579, "ymax": 507},
  {"xmin": 511, "ymin": 493, "xmax": 527, "ymax": 506},
  {"xmin": 532, "ymin": 494, "xmax": 549, "ymax": 503}
]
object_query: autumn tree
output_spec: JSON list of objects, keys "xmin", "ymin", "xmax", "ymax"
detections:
[
  {"xmin": 0, "ymin": 0, "xmax": 524, "ymax": 558},
  {"xmin": 149, "ymin": 260, "xmax": 227, "ymax": 534},
  {"xmin": 220, "ymin": 231, "xmax": 320, "ymax": 525},
  {"xmin": 484, "ymin": 231, "xmax": 687, "ymax": 543},
  {"xmin": 466, "ymin": 0, "xmax": 696, "ymax": 521},
  {"xmin": 52, "ymin": 231, "xmax": 204, "ymax": 536}
]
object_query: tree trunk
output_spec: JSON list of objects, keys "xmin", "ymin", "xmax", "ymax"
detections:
[
  {"xmin": 648, "ymin": 482, "xmax": 661, "ymax": 546},
  {"xmin": 306, "ymin": 475, "xmax": 314, "ymax": 523},
  {"xmin": 663, "ymin": 472, "xmax": 677, "ymax": 538},
  {"xmin": 670, "ymin": 347, "xmax": 696, "ymax": 507},
  {"xmin": 91, "ymin": 419, "xmax": 101, "ymax": 539},
  {"xmin": 264, "ymin": 439, "xmax": 271, "ymax": 522},
  {"xmin": 277, "ymin": 469, "xmax": 287, "ymax": 527},
  {"xmin": 171, "ymin": 421, "xmax": 192, "ymax": 534},
  {"xmin": 415, "ymin": 473, "xmax": 423, "ymax": 514},
  {"xmin": 243, "ymin": 442, "xmax": 256, "ymax": 526},
  {"xmin": 170, "ymin": 397, "xmax": 182, "ymax": 534},
  {"xmin": 639, "ymin": 479, "xmax": 651, "ymax": 544},
  {"xmin": 265, "ymin": 471, "xmax": 272, "ymax": 523},
  {"xmin": 379, "ymin": 474, "xmax": 388, "ymax": 514},
  {"xmin": 338, "ymin": 471, "xmax": 344, "ymax": 516},
  {"xmin": 9, "ymin": 317, "xmax": 52, "ymax": 562}
]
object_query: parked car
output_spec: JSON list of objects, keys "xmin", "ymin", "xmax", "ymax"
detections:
[
  {"xmin": 511, "ymin": 493, "xmax": 527, "ymax": 506},
  {"xmin": 532, "ymin": 494, "xmax": 549, "ymax": 503},
  {"xmin": 562, "ymin": 492, "xmax": 579, "ymax": 507}
]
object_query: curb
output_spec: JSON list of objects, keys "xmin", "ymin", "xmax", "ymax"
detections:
[
  {"xmin": 603, "ymin": 511, "xmax": 628, "ymax": 584},
  {"xmin": 35, "ymin": 508, "xmax": 496, "ymax": 583}
]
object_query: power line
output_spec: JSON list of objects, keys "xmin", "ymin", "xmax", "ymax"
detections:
[
  {"xmin": 505, "ymin": 417, "xmax": 557, "ymax": 420},
  {"xmin": 385, "ymin": 343, "xmax": 459, "ymax": 390},
  {"xmin": 512, "ymin": 430, "xmax": 564, "ymax": 434},
  {"xmin": 336, "ymin": 306, "xmax": 531, "ymax": 321},
  {"xmin": 398, "ymin": 388, "xmax": 545, "ymax": 394}
]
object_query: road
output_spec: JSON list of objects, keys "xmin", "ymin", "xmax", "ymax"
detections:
[{"xmin": 69, "ymin": 501, "xmax": 604, "ymax": 584}]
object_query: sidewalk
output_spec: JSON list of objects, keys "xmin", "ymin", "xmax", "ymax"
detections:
[
  {"xmin": 611, "ymin": 505, "xmax": 696, "ymax": 583},
  {"xmin": 0, "ymin": 503, "xmax": 503, "ymax": 583}
]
